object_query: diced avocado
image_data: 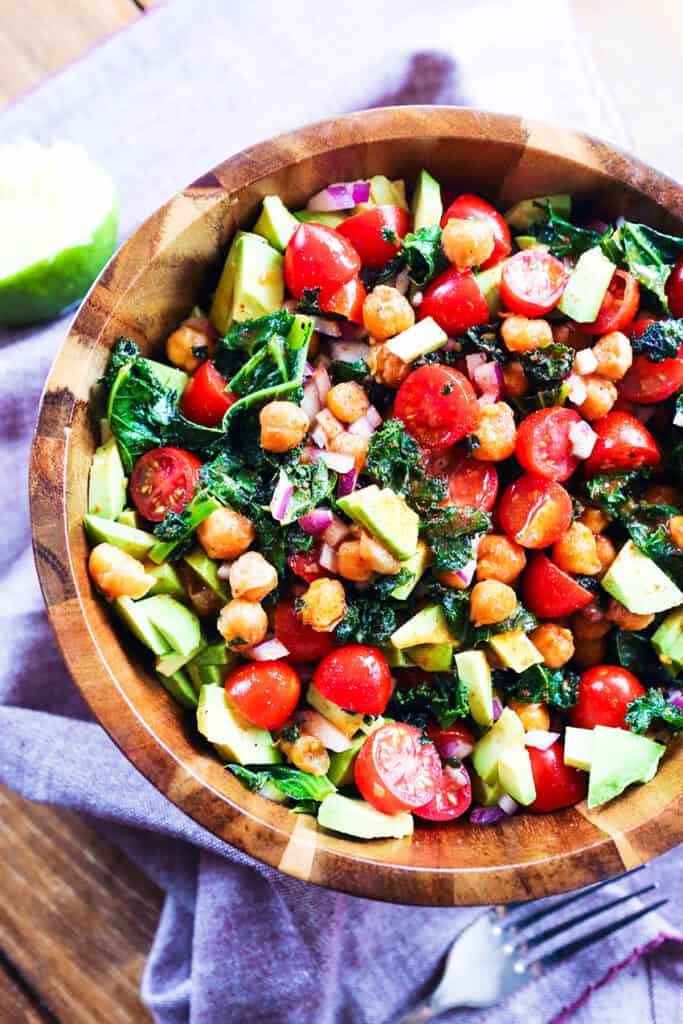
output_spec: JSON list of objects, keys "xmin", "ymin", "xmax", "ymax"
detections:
[
  {"xmin": 471, "ymin": 773, "xmax": 504, "ymax": 807},
  {"xmin": 231, "ymin": 234, "xmax": 284, "ymax": 324},
  {"xmin": 385, "ymin": 316, "xmax": 447, "ymax": 363},
  {"xmin": 187, "ymin": 662, "xmax": 203, "ymax": 694},
  {"xmin": 558, "ymin": 246, "xmax": 616, "ymax": 322},
  {"xmin": 504, "ymin": 194, "xmax": 572, "ymax": 230},
  {"xmin": 197, "ymin": 684, "xmax": 280, "ymax": 765},
  {"xmin": 472, "ymin": 708, "xmax": 525, "ymax": 784},
  {"xmin": 317, "ymin": 793, "xmax": 413, "ymax": 839},
  {"xmin": 84, "ymin": 514, "xmax": 156, "ymax": 559},
  {"xmin": 88, "ymin": 436, "xmax": 127, "ymax": 519},
  {"xmin": 390, "ymin": 605, "xmax": 456, "ymax": 649},
  {"xmin": 328, "ymin": 734, "xmax": 366, "ymax": 787},
  {"xmin": 514, "ymin": 236, "xmax": 548, "ymax": 251},
  {"xmin": 142, "ymin": 358, "xmax": 188, "ymax": 397},
  {"xmin": 368, "ymin": 176, "xmax": 408, "ymax": 210},
  {"xmin": 199, "ymin": 664, "xmax": 229, "ymax": 688},
  {"xmin": 117, "ymin": 508, "xmax": 140, "ymax": 530},
  {"xmin": 474, "ymin": 262, "xmax": 505, "ymax": 318},
  {"xmin": 156, "ymin": 669, "xmax": 198, "ymax": 711},
  {"xmin": 652, "ymin": 609, "xmax": 683, "ymax": 672},
  {"xmin": 602, "ymin": 540, "xmax": 683, "ymax": 614},
  {"xmin": 391, "ymin": 540, "xmax": 431, "ymax": 600},
  {"xmin": 144, "ymin": 561, "xmax": 186, "ymax": 600},
  {"xmin": 564, "ymin": 726, "xmax": 594, "ymax": 772},
  {"xmin": 183, "ymin": 546, "xmax": 229, "ymax": 600},
  {"xmin": 306, "ymin": 684, "xmax": 364, "ymax": 737},
  {"xmin": 587, "ymin": 726, "xmax": 665, "ymax": 809},
  {"xmin": 294, "ymin": 210, "xmax": 346, "ymax": 228},
  {"xmin": 411, "ymin": 169, "xmax": 443, "ymax": 230},
  {"xmin": 156, "ymin": 642, "xmax": 205, "ymax": 677},
  {"xmin": 209, "ymin": 230, "xmax": 271, "ymax": 334},
  {"xmin": 137, "ymin": 594, "xmax": 201, "ymax": 656},
  {"xmin": 498, "ymin": 744, "xmax": 536, "ymax": 806},
  {"xmin": 489, "ymin": 631, "xmax": 543, "ymax": 674},
  {"xmin": 408, "ymin": 643, "xmax": 454, "ymax": 672},
  {"xmin": 455, "ymin": 650, "xmax": 493, "ymax": 727},
  {"xmin": 191, "ymin": 641, "xmax": 237, "ymax": 669},
  {"xmin": 113, "ymin": 596, "xmax": 170, "ymax": 656},
  {"xmin": 381, "ymin": 645, "xmax": 413, "ymax": 668},
  {"xmin": 253, "ymin": 195, "xmax": 300, "ymax": 252},
  {"xmin": 337, "ymin": 485, "xmax": 419, "ymax": 561}
]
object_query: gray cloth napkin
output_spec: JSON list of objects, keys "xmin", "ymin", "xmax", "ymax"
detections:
[{"xmin": 1, "ymin": 1, "xmax": 681, "ymax": 1021}]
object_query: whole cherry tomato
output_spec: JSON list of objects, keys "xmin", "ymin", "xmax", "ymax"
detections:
[
  {"xmin": 418, "ymin": 267, "xmax": 490, "ymax": 336},
  {"xmin": 225, "ymin": 661, "xmax": 301, "ymax": 730},
  {"xmin": 284, "ymin": 223, "xmax": 360, "ymax": 299},
  {"xmin": 274, "ymin": 600, "xmax": 334, "ymax": 663},
  {"xmin": 527, "ymin": 742, "xmax": 588, "ymax": 813},
  {"xmin": 570, "ymin": 665, "xmax": 646, "ymax": 730},
  {"xmin": 312, "ymin": 645, "xmax": 392, "ymax": 714},
  {"xmin": 583, "ymin": 412, "xmax": 660, "ymax": 476},
  {"xmin": 337, "ymin": 205, "xmax": 410, "ymax": 269},
  {"xmin": 394, "ymin": 365, "xmax": 479, "ymax": 450}
]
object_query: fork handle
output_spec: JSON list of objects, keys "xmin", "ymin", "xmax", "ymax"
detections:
[{"xmin": 391, "ymin": 1001, "xmax": 434, "ymax": 1024}]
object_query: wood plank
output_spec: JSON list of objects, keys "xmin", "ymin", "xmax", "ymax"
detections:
[
  {"xmin": 0, "ymin": 785, "xmax": 162, "ymax": 1024},
  {"xmin": 0, "ymin": 965, "xmax": 51, "ymax": 1024}
]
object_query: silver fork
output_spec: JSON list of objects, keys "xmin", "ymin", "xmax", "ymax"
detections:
[{"xmin": 394, "ymin": 866, "xmax": 666, "ymax": 1022}]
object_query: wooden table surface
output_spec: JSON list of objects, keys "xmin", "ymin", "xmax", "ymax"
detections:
[{"xmin": 1, "ymin": 1, "xmax": 681, "ymax": 1021}]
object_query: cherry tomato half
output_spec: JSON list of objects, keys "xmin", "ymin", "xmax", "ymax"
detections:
[
  {"xmin": 225, "ymin": 661, "xmax": 301, "ymax": 731},
  {"xmin": 570, "ymin": 665, "xmax": 646, "ymax": 730},
  {"xmin": 666, "ymin": 256, "xmax": 683, "ymax": 317},
  {"xmin": 574, "ymin": 269, "xmax": 640, "ymax": 335},
  {"xmin": 130, "ymin": 446, "xmax": 202, "ymax": 522},
  {"xmin": 620, "ymin": 318, "xmax": 683, "ymax": 404},
  {"xmin": 414, "ymin": 764, "xmax": 473, "ymax": 821},
  {"xmin": 180, "ymin": 361, "xmax": 236, "ymax": 427},
  {"xmin": 441, "ymin": 193, "xmax": 511, "ymax": 269},
  {"xmin": 447, "ymin": 453, "xmax": 499, "ymax": 511},
  {"xmin": 312, "ymin": 645, "xmax": 392, "ymax": 715},
  {"xmin": 426, "ymin": 723, "xmax": 476, "ymax": 760},
  {"xmin": 521, "ymin": 553, "xmax": 593, "ymax": 618},
  {"xmin": 500, "ymin": 250, "xmax": 568, "ymax": 317},
  {"xmin": 354, "ymin": 723, "xmax": 441, "ymax": 814},
  {"xmin": 337, "ymin": 205, "xmax": 410, "ymax": 269},
  {"xmin": 515, "ymin": 407, "xmax": 583, "ymax": 482},
  {"xmin": 498, "ymin": 474, "xmax": 573, "ymax": 549},
  {"xmin": 394, "ymin": 365, "xmax": 479, "ymax": 450},
  {"xmin": 284, "ymin": 223, "xmax": 361, "ymax": 299},
  {"xmin": 286, "ymin": 549, "xmax": 330, "ymax": 584},
  {"xmin": 319, "ymin": 275, "xmax": 366, "ymax": 323},
  {"xmin": 527, "ymin": 742, "xmax": 588, "ymax": 813},
  {"xmin": 583, "ymin": 411, "xmax": 660, "ymax": 476},
  {"xmin": 274, "ymin": 600, "xmax": 334, "ymax": 663},
  {"xmin": 419, "ymin": 267, "xmax": 490, "ymax": 336}
]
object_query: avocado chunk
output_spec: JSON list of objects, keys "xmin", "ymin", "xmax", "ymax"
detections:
[
  {"xmin": 368, "ymin": 176, "xmax": 408, "ymax": 209},
  {"xmin": 142, "ymin": 358, "xmax": 188, "ymax": 398},
  {"xmin": 306, "ymin": 684, "xmax": 364, "ymax": 737},
  {"xmin": 498, "ymin": 744, "xmax": 536, "ymax": 805},
  {"xmin": 156, "ymin": 642, "xmax": 205, "ymax": 677},
  {"xmin": 471, "ymin": 773, "xmax": 504, "ymax": 807},
  {"xmin": 145, "ymin": 561, "xmax": 186, "ymax": 600},
  {"xmin": 294, "ymin": 210, "xmax": 346, "ymax": 228},
  {"xmin": 391, "ymin": 540, "xmax": 431, "ymax": 600},
  {"xmin": 385, "ymin": 316, "xmax": 447, "ymax": 363},
  {"xmin": 558, "ymin": 246, "xmax": 616, "ymax": 322},
  {"xmin": 183, "ymin": 546, "xmax": 229, "ymax": 600},
  {"xmin": 197, "ymin": 684, "xmax": 280, "ymax": 765},
  {"xmin": 473, "ymin": 262, "xmax": 505, "ymax": 318},
  {"xmin": 199, "ymin": 664, "xmax": 229, "ymax": 688},
  {"xmin": 390, "ymin": 605, "xmax": 456, "ymax": 649},
  {"xmin": 337, "ymin": 485, "xmax": 419, "ymax": 561},
  {"xmin": 191, "ymin": 641, "xmax": 237, "ymax": 668},
  {"xmin": 587, "ymin": 726, "xmax": 665, "ymax": 809},
  {"xmin": 602, "ymin": 540, "xmax": 683, "ymax": 614},
  {"xmin": 514, "ymin": 236, "xmax": 547, "ymax": 251},
  {"xmin": 472, "ymin": 708, "xmax": 525, "ymax": 784},
  {"xmin": 488, "ymin": 631, "xmax": 543, "ymax": 673},
  {"xmin": 328, "ymin": 735, "xmax": 366, "ymax": 787},
  {"xmin": 113, "ymin": 596, "xmax": 170, "ymax": 656},
  {"xmin": 254, "ymin": 196, "xmax": 299, "ymax": 252},
  {"xmin": 652, "ymin": 609, "xmax": 683, "ymax": 672},
  {"xmin": 411, "ymin": 169, "xmax": 443, "ymax": 230},
  {"xmin": 407, "ymin": 642, "xmax": 454, "ymax": 672},
  {"xmin": 117, "ymin": 508, "xmax": 141, "ymax": 530},
  {"xmin": 156, "ymin": 668, "xmax": 198, "ymax": 710},
  {"xmin": 88, "ymin": 436, "xmax": 127, "ymax": 519},
  {"xmin": 84, "ymin": 514, "xmax": 156, "ymax": 560},
  {"xmin": 209, "ymin": 231, "xmax": 281, "ymax": 334},
  {"xmin": 504, "ymin": 194, "xmax": 572, "ymax": 230},
  {"xmin": 381, "ymin": 645, "xmax": 413, "ymax": 668},
  {"xmin": 455, "ymin": 650, "xmax": 493, "ymax": 727},
  {"xmin": 564, "ymin": 726, "xmax": 594, "ymax": 771},
  {"xmin": 137, "ymin": 594, "xmax": 201, "ymax": 656},
  {"xmin": 317, "ymin": 793, "xmax": 413, "ymax": 839}
]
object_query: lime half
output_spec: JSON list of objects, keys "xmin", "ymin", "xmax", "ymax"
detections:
[{"xmin": 0, "ymin": 140, "xmax": 118, "ymax": 327}]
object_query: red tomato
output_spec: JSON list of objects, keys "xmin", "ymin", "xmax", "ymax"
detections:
[
  {"xmin": 498, "ymin": 474, "xmax": 573, "ymax": 549},
  {"xmin": 515, "ymin": 408, "xmax": 583, "ymax": 482},
  {"xmin": 583, "ymin": 412, "xmax": 660, "ymax": 476},
  {"xmin": 418, "ymin": 267, "xmax": 489, "ymax": 336},
  {"xmin": 441, "ymin": 194, "xmax": 511, "ymax": 269},
  {"xmin": 527, "ymin": 743, "xmax": 588, "ymax": 813},
  {"xmin": 180, "ymin": 361, "xmax": 236, "ymax": 427},
  {"xmin": 500, "ymin": 250, "xmax": 568, "ymax": 317},
  {"xmin": 337, "ymin": 205, "xmax": 410, "ymax": 269},
  {"xmin": 225, "ymin": 661, "xmax": 301, "ymax": 731},
  {"xmin": 521, "ymin": 553, "xmax": 593, "ymax": 618},
  {"xmin": 130, "ymin": 446, "xmax": 202, "ymax": 522},
  {"xmin": 284, "ymin": 223, "xmax": 360, "ymax": 299},
  {"xmin": 394, "ymin": 365, "xmax": 479, "ymax": 450},
  {"xmin": 666, "ymin": 256, "xmax": 683, "ymax": 317},
  {"xmin": 570, "ymin": 665, "xmax": 646, "ymax": 730},
  {"xmin": 286, "ymin": 549, "xmax": 329, "ymax": 583},
  {"xmin": 415, "ymin": 764, "xmax": 472, "ymax": 821},
  {"xmin": 620, "ymin": 318, "xmax": 683, "ymax": 403},
  {"xmin": 274, "ymin": 600, "xmax": 334, "ymax": 663},
  {"xmin": 447, "ymin": 453, "xmax": 498, "ymax": 511},
  {"xmin": 319, "ymin": 275, "xmax": 366, "ymax": 323},
  {"xmin": 574, "ymin": 270, "xmax": 640, "ymax": 334},
  {"xmin": 312, "ymin": 645, "xmax": 392, "ymax": 715},
  {"xmin": 426, "ymin": 723, "xmax": 476, "ymax": 759},
  {"xmin": 354, "ymin": 723, "xmax": 441, "ymax": 814}
]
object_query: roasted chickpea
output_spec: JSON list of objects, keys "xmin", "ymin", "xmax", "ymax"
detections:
[
  {"xmin": 198, "ymin": 507, "xmax": 254, "ymax": 560},
  {"xmin": 300, "ymin": 578, "xmax": 347, "ymax": 632},
  {"xmin": 507, "ymin": 699, "xmax": 551, "ymax": 732},
  {"xmin": 326, "ymin": 381, "xmax": 369, "ymax": 424},
  {"xmin": 605, "ymin": 598, "xmax": 654, "ymax": 631},
  {"xmin": 278, "ymin": 732, "xmax": 330, "ymax": 776},
  {"xmin": 501, "ymin": 315, "xmax": 553, "ymax": 353},
  {"xmin": 337, "ymin": 540, "xmax": 374, "ymax": 582},
  {"xmin": 358, "ymin": 530, "xmax": 401, "ymax": 575},
  {"xmin": 472, "ymin": 402, "xmax": 516, "ymax": 462},
  {"xmin": 329, "ymin": 431, "xmax": 369, "ymax": 472},
  {"xmin": 579, "ymin": 506, "xmax": 610, "ymax": 534},
  {"xmin": 217, "ymin": 598, "xmax": 268, "ymax": 649},
  {"xmin": 501, "ymin": 360, "xmax": 530, "ymax": 399},
  {"xmin": 669, "ymin": 515, "xmax": 683, "ymax": 550},
  {"xmin": 88, "ymin": 543, "xmax": 155, "ymax": 600},
  {"xmin": 260, "ymin": 400, "xmax": 309, "ymax": 452},
  {"xmin": 592, "ymin": 331, "xmax": 633, "ymax": 380},
  {"xmin": 595, "ymin": 534, "xmax": 617, "ymax": 577},
  {"xmin": 571, "ymin": 601, "xmax": 611, "ymax": 641},
  {"xmin": 574, "ymin": 375, "xmax": 617, "ymax": 421},
  {"xmin": 166, "ymin": 317, "xmax": 214, "ymax": 373},
  {"xmin": 442, "ymin": 217, "xmax": 495, "ymax": 271},
  {"xmin": 552, "ymin": 522, "xmax": 601, "ymax": 575},
  {"xmin": 573, "ymin": 637, "xmax": 607, "ymax": 669},
  {"xmin": 362, "ymin": 285, "xmax": 415, "ymax": 341},
  {"xmin": 367, "ymin": 342, "xmax": 410, "ymax": 387},
  {"xmin": 644, "ymin": 484, "xmax": 683, "ymax": 506},
  {"xmin": 476, "ymin": 534, "xmax": 526, "ymax": 583},
  {"xmin": 469, "ymin": 580, "xmax": 517, "ymax": 626},
  {"xmin": 228, "ymin": 552, "xmax": 278, "ymax": 603},
  {"xmin": 315, "ymin": 408, "xmax": 344, "ymax": 442},
  {"xmin": 530, "ymin": 623, "xmax": 575, "ymax": 668}
]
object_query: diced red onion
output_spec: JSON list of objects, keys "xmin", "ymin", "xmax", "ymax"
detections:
[
  {"xmin": 319, "ymin": 451, "xmax": 355, "ymax": 473},
  {"xmin": 318, "ymin": 542, "xmax": 339, "ymax": 573},
  {"xmin": 365, "ymin": 405, "xmax": 382, "ymax": 429},
  {"xmin": 498, "ymin": 793, "xmax": 519, "ymax": 816},
  {"xmin": 669, "ymin": 692, "xmax": 683, "ymax": 711},
  {"xmin": 246, "ymin": 638, "xmax": 290, "ymax": 661},
  {"xmin": 575, "ymin": 348, "xmax": 598, "ymax": 375},
  {"xmin": 525, "ymin": 729, "xmax": 560, "ymax": 751},
  {"xmin": 567, "ymin": 374, "xmax": 587, "ymax": 406},
  {"xmin": 394, "ymin": 269, "xmax": 410, "ymax": 295},
  {"xmin": 297, "ymin": 710, "xmax": 352, "ymax": 752},
  {"xmin": 470, "ymin": 806, "xmax": 505, "ymax": 825},
  {"xmin": 472, "ymin": 361, "xmax": 503, "ymax": 401},
  {"xmin": 307, "ymin": 180, "xmax": 371, "ymax": 212},
  {"xmin": 568, "ymin": 420, "xmax": 598, "ymax": 459},
  {"xmin": 336, "ymin": 466, "xmax": 358, "ymax": 498},
  {"xmin": 270, "ymin": 470, "xmax": 293, "ymax": 522},
  {"xmin": 465, "ymin": 353, "xmax": 487, "ymax": 379},
  {"xmin": 299, "ymin": 508, "xmax": 334, "ymax": 535},
  {"xmin": 435, "ymin": 735, "xmax": 474, "ymax": 760},
  {"xmin": 492, "ymin": 698, "xmax": 503, "ymax": 722},
  {"xmin": 349, "ymin": 408, "xmax": 381, "ymax": 439},
  {"xmin": 321, "ymin": 515, "xmax": 351, "ymax": 547},
  {"xmin": 310, "ymin": 427, "xmax": 328, "ymax": 449},
  {"xmin": 312, "ymin": 316, "xmax": 342, "ymax": 337},
  {"xmin": 411, "ymin": 290, "xmax": 424, "ymax": 307},
  {"xmin": 674, "ymin": 409, "xmax": 683, "ymax": 428},
  {"xmin": 302, "ymin": 380, "xmax": 322, "ymax": 420},
  {"xmin": 313, "ymin": 366, "xmax": 331, "ymax": 403},
  {"xmin": 445, "ymin": 763, "xmax": 470, "ymax": 788},
  {"xmin": 477, "ymin": 392, "xmax": 497, "ymax": 408},
  {"xmin": 329, "ymin": 338, "xmax": 370, "ymax": 363},
  {"xmin": 454, "ymin": 557, "xmax": 477, "ymax": 587}
]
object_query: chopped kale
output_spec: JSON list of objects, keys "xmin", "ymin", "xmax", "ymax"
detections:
[
  {"xmin": 329, "ymin": 359, "xmax": 370, "ymax": 384},
  {"xmin": 614, "ymin": 631, "xmax": 672, "ymax": 685},
  {"xmin": 297, "ymin": 287, "xmax": 326, "ymax": 316},
  {"xmin": 335, "ymin": 596, "xmax": 398, "ymax": 645},
  {"xmin": 275, "ymin": 459, "xmax": 335, "ymax": 526},
  {"xmin": 521, "ymin": 342, "xmax": 574, "ymax": 386},
  {"xmin": 424, "ymin": 582, "xmax": 471, "ymax": 642},
  {"xmin": 625, "ymin": 689, "xmax": 683, "ymax": 736},
  {"xmin": 512, "ymin": 384, "xmax": 568, "ymax": 415},
  {"xmin": 213, "ymin": 310, "xmax": 295, "ymax": 369},
  {"xmin": 421, "ymin": 506, "xmax": 492, "ymax": 574},
  {"xmin": 621, "ymin": 503, "xmax": 683, "ymax": 589},
  {"xmin": 602, "ymin": 222, "xmax": 683, "ymax": 310},
  {"xmin": 229, "ymin": 764, "xmax": 336, "ymax": 801},
  {"xmin": 631, "ymin": 318, "xmax": 683, "ymax": 362},
  {"xmin": 391, "ymin": 673, "xmax": 470, "ymax": 730},
  {"xmin": 401, "ymin": 225, "xmax": 449, "ymax": 286},
  {"xmin": 584, "ymin": 471, "xmax": 643, "ymax": 517},
  {"xmin": 365, "ymin": 418, "xmax": 447, "ymax": 509},
  {"xmin": 498, "ymin": 664, "xmax": 579, "ymax": 709},
  {"xmin": 381, "ymin": 226, "xmax": 399, "ymax": 245},
  {"xmin": 533, "ymin": 206, "xmax": 608, "ymax": 258},
  {"xmin": 459, "ymin": 322, "xmax": 508, "ymax": 364},
  {"xmin": 468, "ymin": 604, "xmax": 537, "ymax": 646}
]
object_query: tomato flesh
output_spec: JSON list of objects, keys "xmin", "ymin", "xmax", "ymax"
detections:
[
  {"xmin": 574, "ymin": 269, "xmax": 639, "ymax": 335},
  {"xmin": 498, "ymin": 474, "xmax": 573, "ymax": 549},
  {"xmin": 394, "ymin": 365, "xmax": 479, "ymax": 450},
  {"xmin": 414, "ymin": 764, "xmax": 472, "ymax": 821},
  {"xmin": 319, "ymin": 275, "xmax": 366, "ymax": 323},
  {"xmin": 570, "ymin": 665, "xmax": 645, "ymax": 730},
  {"xmin": 225, "ymin": 661, "xmax": 301, "ymax": 731},
  {"xmin": 312, "ymin": 645, "xmax": 392, "ymax": 715},
  {"xmin": 441, "ymin": 194, "xmax": 511, "ymax": 269},
  {"xmin": 500, "ymin": 250, "xmax": 568, "ymax": 317},
  {"xmin": 274, "ymin": 600, "xmax": 334, "ymax": 663},
  {"xmin": 446, "ymin": 453, "xmax": 498, "ymax": 511},
  {"xmin": 528, "ymin": 743, "xmax": 588, "ymax": 813},
  {"xmin": 583, "ymin": 411, "xmax": 660, "ymax": 476},
  {"xmin": 426, "ymin": 723, "xmax": 476, "ymax": 759},
  {"xmin": 130, "ymin": 446, "xmax": 202, "ymax": 522},
  {"xmin": 337, "ymin": 205, "xmax": 410, "ymax": 269},
  {"xmin": 180, "ymin": 361, "xmax": 236, "ymax": 427},
  {"xmin": 284, "ymin": 223, "xmax": 361, "ymax": 299},
  {"xmin": 515, "ymin": 407, "xmax": 583, "ymax": 482},
  {"xmin": 419, "ymin": 267, "xmax": 489, "ymax": 336},
  {"xmin": 666, "ymin": 256, "xmax": 683, "ymax": 317},
  {"xmin": 286, "ymin": 549, "xmax": 330, "ymax": 583},
  {"xmin": 354, "ymin": 723, "xmax": 441, "ymax": 814},
  {"xmin": 620, "ymin": 318, "xmax": 683, "ymax": 403},
  {"xmin": 522, "ymin": 553, "xmax": 593, "ymax": 618}
]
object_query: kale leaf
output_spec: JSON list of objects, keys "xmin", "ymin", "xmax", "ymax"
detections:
[
  {"xmin": 329, "ymin": 359, "xmax": 370, "ymax": 384},
  {"xmin": 512, "ymin": 385, "xmax": 568, "ymax": 415},
  {"xmin": 498, "ymin": 663, "xmax": 579, "ymax": 709},
  {"xmin": 401, "ymin": 226, "xmax": 449, "ymax": 286},
  {"xmin": 533, "ymin": 208, "xmax": 608, "ymax": 258},
  {"xmin": 229, "ymin": 764, "xmax": 336, "ymax": 802},
  {"xmin": 459, "ymin": 322, "xmax": 508, "ymax": 364},
  {"xmin": 521, "ymin": 342, "xmax": 574, "ymax": 386},
  {"xmin": 603, "ymin": 222, "xmax": 683, "ymax": 310},
  {"xmin": 468, "ymin": 604, "xmax": 537, "ymax": 646},
  {"xmin": 426, "ymin": 584, "xmax": 471, "ymax": 642},
  {"xmin": 421, "ymin": 506, "xmax": 492, "ymax": 573},
  {"xmin": 277, "ymin": 459, "xmax": 335, "ymax": 526},
  {"xmin": 335, "ymin": 596, "xmax": 398, "ymax": 645},
  {"xmin": 614, "ymin": 630, "xmax": 672, "ymax": 685},
  {"xmin": 365, "ymin": 419, "xmax": 447, "ymax": 509},
  {"xmin": 584, "ymin": 470, "xmax": 643, "ymax": 517},
  {"xmin": 621, "ymin": 503, "xmax": 683, "ymax": 589},
  {"xmin": 391, "ymin": 673, "xmax": 470, "ymax": 730},
  {"xmin": 213, "ymin": 310, "xmax": 295, "ymax": 369},
  {"xmin": 631, "ymin": 318, "xmax": 683, "ymax": 362},
  {"xmin": 625, "ymin": 690, "xmax": 683, "ymax": 735}
]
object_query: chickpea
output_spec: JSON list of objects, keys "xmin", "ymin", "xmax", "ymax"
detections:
[
  {"xmin": 367, "ymin": 342, "xmax": 410, "ymax": 387},
  {"xmin": 501, "ymin": 360, "xmax": 530, "ymax": 399},
  {"xmin": 595, "ymin": 534, "xmax": 617, "ymax": 577},
  {"xmin": 507, "ymin": 699, "xmax": 551, "ymax": 732},
  {"xmin": 501, "ymin": 315, "xmax": 553, "ymax": 353},
  {"xmin": 645, "ymin": 484, "xmax": 683, "ymax": 506},
  {"xmin": 471, "ymin": 402, "xmax": 516, "ymax": 462},
  {"xmin": 300, "ymin": 578, "xmax": 347, "ymax": 632},
  {"xmin": 217, "ymin": 598, "xmax": 268, "ymax": 650},
  {"xmin": 329, "ymin": 431, "xmax": 369, "ymax": 472},
  {"xmin": 326, "ymin": 381, "xmax": 369, "ymax": 424},
  {"xmin": 552, "ymin": 522, "xmax": 601, "ymax": 575},
  {"xmin": 592, "ymin": 331, "xmax": 632, "ymax": 381},
  {"xmin": 571, "ymin": 601, "xmax": 611, "ymax": 641},
  {"xmin": 358, "ymin": 530, "xmax": 401, "ymax": 575},
  {"xmin": 165, "ymin": 317, "xmax": 214, "ymax": 373},
  {"xmin": 362, "ymin": 285, "xmax": 415, "ymax": 341},
  {"xmin": 228, "ymin": 552, "xmax": 278, "ymax": 603},
  {"xmin": 605, "ymin": 598, "xmax": 654, "ymax": 631},
  {"xmin": 579, "ymin": 506, "xmax": 610, "ymax": 534},
  {"xmin": 260, "ymin": 400, "xmax": 309, "ymax": 452},
  {"xmin": 198, "ymin": 507, "xmax": 254, "ymax": 561},
  {"xmin": 530, "ymin": 623, "xmax": 575, "ymax": 668},
  {"xmin": 435, "ymin": 569, "xmax": 470, "ymax": 590},
  {"xmin": 88, "ymin": 543, "xmax": 155, "ymax": 600},
  {"xmin": 573, "ymin": 637, "xmax": 607, "ymax": 669},
  {"xmin": 442, "ymin": 217, "xmax": 495, "ymax": 271},
  {"xmin": 669, "ymin": 516, "xmax": 683, "ymax": 550},
  {"xmin": 337, "ymin": 540, "xmax": 374, "ymax": 582},
  {"xmin": 278, "ymin": 732, "xmax": 330, "ymax": 776},
  {"xmin": 574, "ymin": 375, "xmax": 617, "ymax": 421},
  {"xmin": 470, "ymin": 580, "xmax": 517, "ymax": 627},
  {"xmin": 476, "ymin": 534, "xmax": 526, "ymax": 584}
]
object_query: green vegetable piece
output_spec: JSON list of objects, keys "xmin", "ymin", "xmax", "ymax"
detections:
[
  {"xmin": 142, "ymin": 358, "xmax": 189, "ymax": 397},
  {"xmin": 306, "ymin": 684, "xmax": 364, "ymax": 738},
  {"xmin": 113, "ymin": 596, "xmax": 170, "ymax": 656},
  {"xmin": 137, "ymin": 594, "xmax": 201, "ymax": 656},
  {"xmin": 183, "ymin": 546, "xmax": 229, "ymax": 600},
  {"xmin": 473, "ymin": 262, "xmax": 506, "ymax": 318},
  {"xmin": 521, "ymin": 342, "xmax": 573, "ymax": 387},
  {"xmin": 498, "ymin": 744, "xmax": 536, "ymax": 806},
  {"xmin": 230, "ymin": 234, "xmax": 284, "ymax": 325},
  {"xmin": 514, "ymin": 235, "xmax": 546, "ymax": 251},
  {"xmin": 318, "ymin": 793, "xmax": 414, "ymax": 839},
  {"xmin": 601, "ymin": 540, "xmax": 683, "ymax": 614},
  {"xmin": 587, "ymin": 726, "xmax": 665, "ymax": 809},
  {"xmin": 209, "ymin": 230, "xmax": 268, "ymax": 334},
  {"xmin": 116, "ymin": 508, "xmax": 140, "ymax": 530},
  {"xmin": 328, "ymin": 735, "xmax": 366, "ymax": 787},
  {"xmin": 385, "ymin": 316, "xmax": 447, "ymax": 363},
  {"xmin": 500, "ymin": 663, "xmax": 579, "ymax": 710},
  {"xmin": 391, "ymin": 541, "xmax": 431, "ymax": 600},
  {"xmin": 229, "ymin": 764, "xmax": 335, "ymax": 803},
  {"xmin": 156, "ymin": 642, "xmax": 205, "ymax": 677},
  {"xmin": 564, "ymin": 726, "xmax": 594, "ymax": 771},
  {"xmin": 199, "ymin": 664, "xmax": 229, "ymax": 688},
  {"xmin": 408, "ymin": 643, "xmax": 454, "ymax": 673},
  {"xmin": 337, "ymin": 484, "xmax": 419, "ymax": 561},
  {"xmin": 488, "ymin": 631, "xmax": 543, "ymax": 673},
  {"xmin": 88, "ymin": 436, "xmax": 127, "ymax": 519},
  {"xmin": 145, "ymin": 561, "xmax": 186, "ymax": 600},
  {"xmin": 411, "ymin": 169, "xmax": 443, "ymax": 230},
  {"xmin": 191, "ymin": 641, "xmax": 237, "ymax": 668},
  {"xmin": 471, "ymin": 773, "xmax": 504, "ymax": 807},
  {"xmin": 558, "ymin": 246, "xmax": 616, "ymax": 322},
  {"xmin": 504, "ymin": 194, "xmax": 572, "ymax": 230},
  {"xmin": 149, "ymin": 495, "xmax": 223, "ymax": 565},
  {"xmin": 631, "ymin": 318, "xmax": 683, "ymax": 362},
  {"xmin": 253, "ymin": 196, "xmax": 300, "ymax": 252},
  {"xmin": 294, "ymin": 210, "xmax": 346, "ymax": 228},
  {"xmin": 84, "ymin": 514, "xmax": 156, "ymax": 559},
  {"xmin": 625, "ymin": 689, "xmax": 683, "ymax": 735},
  {"xmin": 380, "ymin": 646, "xmax": 413, "ymax": 668},
  {"xmin": 197, "ymin": 685, "xmax": 280, "ymax": 765},
  {"xmin": 455, "ymin": 650, "xmax": 493, "ymax": 727},
  {"xmin": 365, "ymin": 419, "xmax": 446, "ymax": 509},
  {"xmin": 368, "ymin": 176, "xmax": 408, "ymax": 209},
  {"xmin": 156, "ymin": 669, "xmax": 198, "ymax": 711},
  {"xmin": 652, "ymin": 609, "xmax": 683, "ymax": 672},
  {"xmin": 390, "ymin": 605, "xmax": 456, "ymax": 649},
  {"xmin": 472, "ymin": 708, "xmax": 525, "ymax": 784}
]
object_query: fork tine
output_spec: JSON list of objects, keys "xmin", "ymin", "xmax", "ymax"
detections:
[
  {"xmin": 534, "ymin": 899, "xmax": 668, "ymax": 969},
  {"xmin": 502, "ymin": 865, "xmax": 646, "ymax": 932},
  {"xmin": 519, "ymin": 883, "xmax": 658, "ymax": 951}
]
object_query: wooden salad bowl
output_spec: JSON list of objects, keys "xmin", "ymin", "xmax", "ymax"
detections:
[{"xmin": 30, "ymin": 107, "xmax": 683, "ymax": 905}]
